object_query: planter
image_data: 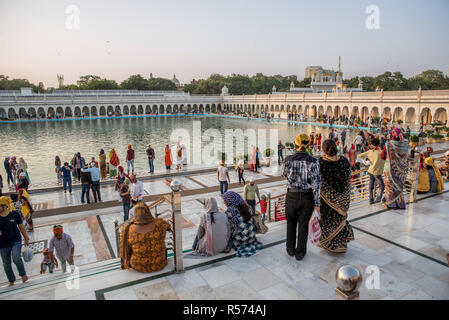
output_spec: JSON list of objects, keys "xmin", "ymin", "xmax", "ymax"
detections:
[
  {"xmin": 264, "ymin": 158, "xmax": 271, "ymax": 167},
  {"xmin": 426, "ymin": 138, "xmax": 432, "ymax": 143},
  {"xmin": 445, "ymin": 137, "xmax": 449, "ymax": 141}
]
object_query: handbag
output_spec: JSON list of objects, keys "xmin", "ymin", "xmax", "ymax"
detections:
[
  {"xmin": 308, "ymin": 210, "xmax": 322, "ymax": 245},
  {"xmin": 253, "ymin": 211, "xmax": 268, "ymax": 234}
]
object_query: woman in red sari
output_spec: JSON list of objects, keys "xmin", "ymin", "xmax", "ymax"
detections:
[
  {"xmin": 348, "ymin": 144, "xmax": 357, "ymax": 169},
  {"xmin": 109, "ymin": 148, "xmax": 120, "ymax": 178},
  {"xmin": 164, "ymin": 144, "xmax": 172, "ymax": 170}
]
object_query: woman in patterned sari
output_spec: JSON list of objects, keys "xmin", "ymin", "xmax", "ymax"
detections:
[
  {"xmin": 381, "ymin": 128, "xmax": 409, "ymax": 209},
  {"xmin": 222, "ymin": 191, "xmax": 262, "ymax": 257},
  {"xmin": 318, "ymin": 139, "xmax": 354, "ymax": 253}
]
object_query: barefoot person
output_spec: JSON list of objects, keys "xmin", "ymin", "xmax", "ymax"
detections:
[{"xmin": 0, "ymin": 196, "xmax": 30, "ymax": 286}]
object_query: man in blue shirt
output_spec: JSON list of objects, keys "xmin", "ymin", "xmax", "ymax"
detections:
[
  {"xmin": 60, "ymin": 162, "xmax": 73, "ymax": 194},
  {"xmin": 0, "ymin": 196, "xmax": 30, "ymax": 285},
  {"xmin": 81, "ymin": 163, "xmax": 101, "ymax": 202}
]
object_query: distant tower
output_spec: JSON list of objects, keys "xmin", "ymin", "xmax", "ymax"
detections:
[
  {"xmin": 272, "ymin": 85, "xmax": 277, "ymax": 93},
  {"xmin": 150, "ymin": 73, "xmax": 153, "ymax": 79},
  {"xmin": 290, "ymin": 81, "xmax": 295, "ymax": 89},
  {"xmin": 336, "ymin": 56, "xmax": 342, "ymax": 83},
  {"xmin": 57, "ymin": 74, "xmax": 64, "ymax": 88}
]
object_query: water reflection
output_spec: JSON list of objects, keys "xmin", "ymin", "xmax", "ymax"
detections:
[{"xmin": 0, "ymin": 116, "xmax": 362, "ymax": 182}]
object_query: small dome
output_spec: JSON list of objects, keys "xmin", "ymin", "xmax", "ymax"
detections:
[
  {"xmin": 171, "ymin": 74, "xmax": 180, "ymax": 86},
  {"xmin": 221, "ymin": 85, "xmax": 229, "ymax": 94}
]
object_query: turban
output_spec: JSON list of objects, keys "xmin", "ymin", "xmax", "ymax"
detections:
[
  {"xmin": 0, "ymin": 196, "xmax": 14, "ymax": 211},
  {"xmin": 294, "ymin": 133, "xmax": 311, "ymax": 149}
]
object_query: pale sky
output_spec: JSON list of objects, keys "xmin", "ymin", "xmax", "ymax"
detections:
[{"xmin": 1, "ymin": 0, "xmax": 448, "ymax": 88}]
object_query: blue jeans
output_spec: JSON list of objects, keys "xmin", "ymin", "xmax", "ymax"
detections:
[
  {"xmin": 6, "ymin": 171, "xmax": 14, "ymax": 185},
  {"xmin": 0, "ymin": 242, "xmax": 26, "ymax": 283},
  {"xmin": 369, "ymin": 173, "xmax": 385, "ymax": 203},
  {"xmin": 148, "ymin": 158, "xmax": 154, "ymax": 173},
  {"xmin": 127, "ymin": 159, "xmax": 134, "ymax": 172},
  {"xmin": 63, "ymin": 177, "xmax": 72, "ymax": 192},
  {"xmin": 81, "ymin": 183, "xmax": 90, "ymax": 203},
  {"xmin": 220, "ymin": 181, "xmax": 228, "ymax": 194},
  {"xmin": 278, "ymin": 152, "xmax": 284, "ymax": 164},
  {"xmin": 123, "ymin": 201, "xmax": 130, "ymax": 221},
  {"xmin": 91, "ymin": 181, "xmax": 101, "ymax": 202},
  {"xmin": 42, "ymin": 262, "xmax": 54, "ymax": 273}
]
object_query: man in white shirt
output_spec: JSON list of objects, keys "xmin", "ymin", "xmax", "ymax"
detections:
[
  {"xmin": 131, "ymin": 174, "xmax": 144, "ymax": 202},
  {"xmin": 217, "ymin": 160, "xmax": 230, "ymax": 194},
  {"xmin": 354, "ymin": 134, "xmax": 363, "ymax": 152}
]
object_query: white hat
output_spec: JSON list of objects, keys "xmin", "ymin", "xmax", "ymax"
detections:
[
  {"xmin": 445, "ymin": 151, "xmax": 449, "ymax": 157},
  {"xmin": 250, "ymin": 176, "xmax": 256, "ymax": 183},
  {"xmin": 5, "ymin": 156, "xmax": 10, "ymax": 159},
  {"xmin": 19, "ymin": 172, "xmax": 26, "ymax": 177}
]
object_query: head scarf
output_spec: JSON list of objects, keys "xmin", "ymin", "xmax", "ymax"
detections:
[
  {"xmin": 109, "ymin": 149, "xmax": 120, "ymax": 166},
  {"xmin": 424, "ymin": 157, "xmax": 444, "ymax": 194},
  {"xmin": 204, "ymin": 197, "xmax": 219, "ymax": 214},
  {"xmin": 222, "ymin": 191, "xmax": 244, "ymax": 207},
  {"xmin": 295, "ymin": 133, "xmax": 311, "ymax": 150},
  {"xmin": 120, "ymin": 202, "xmax": 154, "ymax": 269},
  {"xmin": 391, "ymin": 128, "xmax": 403, "ymax": 142},
  {"xmin": 128, "ymin": 144, "xmax": 132, "ymax": 149},
  {"xmin": 0, "ymin": 196, "xmax": 14, "ymax": 211},
  {"xmin": 53, "ymin": 225, "xmax": 63, "ymax": 236},
  {"xmin": 19, "ymin": 157, "xmax": 27, "ymax": 171}
]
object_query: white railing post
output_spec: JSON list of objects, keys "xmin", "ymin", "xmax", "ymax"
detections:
[
  {"xmin": 409, "ymin": 152, "xmax": 421, "ymax": 203},
  {"xmin": 171, "ymin": 186, "xmax": 183, "ymax": 272}
]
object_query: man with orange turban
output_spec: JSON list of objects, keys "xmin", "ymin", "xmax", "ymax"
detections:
[{"xmin": 49, "ymin": 225, "xmax": 75, "ymax": 273}]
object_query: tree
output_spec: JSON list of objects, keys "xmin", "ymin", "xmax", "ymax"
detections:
[
  {"xmin": 147, "ymin": 78, "xmax": 177, "ymax": 90},
  {"xmin": 408, "ymin": 69, "xmax": 449, "ymax": 90},
  {"xmin": 226, "ymin": 74, "xmax": 254, "ymax": 95},
  {"xmin": 120, "ymin": 74, "xmax": 150, "ymax": 90},
  {"xmin": 183, "ymin": 82, "xmax": 198, "ymax": 93}
]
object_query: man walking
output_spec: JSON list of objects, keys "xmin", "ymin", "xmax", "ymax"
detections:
[
  {"xmin": 3, "ymin": 156, "xmax": 14, "ymax": 187},
  {"xmin": 243, "ymin": 176, "xmax": 260, "ymax": 214},
  {"xmin": 131, "ymin": 174, "xmax": 144, "ymax": 203},
  {"xmin": 49, "ymin": 225, "xmax": 75, "ymax": 273},
  {"xmin": 81, "ymin": 163, "xmax": 101, "ymax": 203},
  {"xmin": 80, "ymin": 166, "xmax": 91, "ymax": 204},
  {"xmin": 341, "ymin": 129, "xmax": 347, "ymax": 147},
  {"xmin": 278, "ymin": 140, "xmax": 285, "ymax": 165},
  {"xmin": 282, "ymin": 133, "xmax": 321, "ymax": 261},
  {"xmin": 357, "ymin": 138, "xmax": 385, "ymax": 204},
  {"xmin": 217, "ymin": 160, "xmax": 230, "ymax": 194},
  {"xmin": 146, "ymin": 144, "xmax": 155, "ymax": 173},
  {"xmin": 126, "ymin": 144, "xmax": 135, "ymax": 176},
  {"xmin": 60, "ymin": 162, "xmax": 73, "ymax": 194}
]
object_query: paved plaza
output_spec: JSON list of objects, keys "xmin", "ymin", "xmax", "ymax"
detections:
[{"xmin": 0, "ymin": 159, "xmax": 448, "ymax": 300}]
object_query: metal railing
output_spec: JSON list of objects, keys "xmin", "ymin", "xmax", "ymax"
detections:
[
  {"xmin": 266, "ymin": 154, "xmax": 422, "ymax": 222},
  {"xmin": 113, "ymin": 189, "xmax": 183, "ymax": 272}
]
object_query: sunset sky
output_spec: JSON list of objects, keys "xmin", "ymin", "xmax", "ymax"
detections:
[{"xmin": 1, "ymin": 0, "xmax": 448, "ymax": 87}]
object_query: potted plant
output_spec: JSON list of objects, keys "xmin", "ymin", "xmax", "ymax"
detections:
[
  {"xmin": 426, "ymin": 130, "xmax": 434, "ymax": 143},
  {"xmin": 410, "ymin": 135, "xmax": 419, "ymax": 147},
  {"xmin": 264, "ymin": 148, "xmax": 274, "ymax": 167}
]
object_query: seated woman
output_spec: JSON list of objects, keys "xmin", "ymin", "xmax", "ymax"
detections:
[
  {"xmin": 192, "ymin": 198, "xmax": 231, "ymax": 256},
  {"xmin": 222, "ymin": 191, "xmax": 262, "ymax": 257},
  {"xmin": 120, "ymin": 202, "xmax": 171, "ymax": 273}
]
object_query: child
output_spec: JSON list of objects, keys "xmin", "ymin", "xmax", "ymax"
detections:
[
  {"xmin": 40, "ymin": 248, "xmax": 58, "ymax": 274},
  {"xmin": 18, "ymin": 188, "xmax": 34, "ymax": 232},
  {"xmin": 258, "ymin": 194, "xmax": 268, "ymax": 222}
]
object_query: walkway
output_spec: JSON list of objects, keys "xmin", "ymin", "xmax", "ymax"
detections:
[{"xmin": 0, "ymin": 187, "xmax": 448, "ymax": 300}]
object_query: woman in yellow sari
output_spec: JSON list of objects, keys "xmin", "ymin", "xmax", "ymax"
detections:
[
  {"xmin": 99, "ymin": 149, "xmax": 107, "ymax": 180},
  {"xmin": 424, "ymin": 157, "xmax": 444, "ymax": 194}
]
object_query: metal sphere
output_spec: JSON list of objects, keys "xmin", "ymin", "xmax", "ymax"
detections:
[
  {"xmin": 170, "ymin": 179, "xmax": 181, "ymax": 192},
  {"xmin": 335, "ymin": 265, "xmax": 362, "ymax": 293}
]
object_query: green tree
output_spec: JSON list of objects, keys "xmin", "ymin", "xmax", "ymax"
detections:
[
  {"xmin": 120, "ymin": 74, "xmax": 151, "ymax": 90},
  {"xmin": 147, "ymin": 78, "xmax": 177, "ymax": 90},
  {"xmin": 226, "ymin": 74, "xmax": 254, "ymax": 95}
]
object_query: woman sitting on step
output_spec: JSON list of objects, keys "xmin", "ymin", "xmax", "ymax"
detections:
[
  {"xmin": 222, "ymin": 191, "xmax": 262, "ymax": 257},
  {"xmin": 191, "ymin": 197, "xmax": 231, "ymax": 256},
  {"xmin": 120, "ymin": 202, "xmax": 171, "ymax": 273}
]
